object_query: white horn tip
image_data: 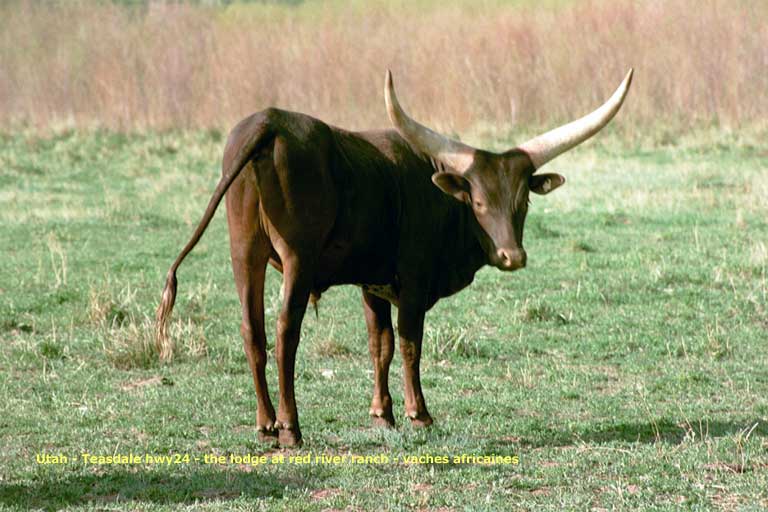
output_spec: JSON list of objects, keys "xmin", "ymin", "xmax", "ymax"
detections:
[
  {"xmin": 617, "ymin": 68, "xmax": 634, "ymax": 99},
  {"xmin": 384, "ymin": 69, "xmax": 394, "ymax": 100},
  {"xmin": 384, "ymin": 69, "xmax": 398, "ymax": 123},
  {"xmin": 612, "ymin": 68, "xmax": 634, "ymax": 108}
]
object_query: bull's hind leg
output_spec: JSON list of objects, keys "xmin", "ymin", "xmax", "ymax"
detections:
[
  {"xmin": 226, "ymin": 178, "xmax": 277, "ymax": 442},
  {"xmin": 362, "ymin": 291, "xmax": 395, "ymax": 428},
  {"xmin": 273, "ymin": 258, "xmax": 313, "ymax": 446},
  {"xmin": 256, "ymin": 131, "xmax": 337, "ymax": 446}
]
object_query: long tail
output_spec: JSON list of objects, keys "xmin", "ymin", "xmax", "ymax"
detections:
[{"xmin": 155, "ymin": 117, "xmax": 273, "ymax": 344}]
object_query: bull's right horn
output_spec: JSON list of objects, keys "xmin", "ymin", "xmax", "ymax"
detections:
[
  {"xmin": 518, "ymin": 68, "xmax": 634, "ymax": 170},
  {"xmin": 384, "ymin": 70, "xmax": 476, "ymax": 174}
]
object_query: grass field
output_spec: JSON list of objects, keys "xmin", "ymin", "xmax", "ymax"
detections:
[{"xmin": 1, "ymin": 127, "xmax": 766, "ymax": 510}]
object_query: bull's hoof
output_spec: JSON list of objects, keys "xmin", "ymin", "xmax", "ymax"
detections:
[
  {"xmin": 406, "ymin": 411, "xmax": 433, "ymax": 428},
  {"xmin": 275, "ymin": 421, "xmax": 302, "ymax": 447},
  {"xmin": 257, "ymin": 429, "xmax": 279, "ymax": 443},
  {"xmin": 278, "ymin": 428, "xmax": 303, "ymax": 447},
  {"xmin": 370, "ymin": 411, "xmax": 396, "ymax": 428},
  {"xmin": 256, "ymin": 422, "xmax": 279, "ymax": 444}
]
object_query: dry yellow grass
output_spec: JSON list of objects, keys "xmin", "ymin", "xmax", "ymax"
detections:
[{"xmin": 1, "ymin": 0, "xmax": 766, "ymax": 134}]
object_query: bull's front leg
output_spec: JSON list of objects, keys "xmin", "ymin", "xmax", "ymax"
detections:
[
  {"xmin": 362, "ymin": 291, "xmax": 395, "ymax": 428},
  {"xmin": 397, "ymin": 300, "xmax": 433, "ymax": 427}
]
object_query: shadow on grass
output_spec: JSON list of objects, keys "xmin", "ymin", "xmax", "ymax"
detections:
[
  {"xmin": 0, "ymin": 468, "xmax": 309, "ymax": 511},
  {"xmin": 504, "ymin": 418, "xmax": 768, "ymax": 449}
]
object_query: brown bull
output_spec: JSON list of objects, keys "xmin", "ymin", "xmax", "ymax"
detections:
[{"xmin": 156, "ymin": 69, "xmax": 633, "ymax": 446}]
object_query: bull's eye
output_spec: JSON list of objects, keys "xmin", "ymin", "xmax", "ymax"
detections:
[{"xmin": 473, "ymin": 200, "xmax": 484, "ymax": 210}]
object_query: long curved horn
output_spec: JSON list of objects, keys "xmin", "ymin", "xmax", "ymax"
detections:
[
  {"xmin": 385, "ymin": 70, "xmax": 475, "ymax": 174},
  {"xmin": 518, "ymin": 68, "xmax": 634, "ymax": 170}
]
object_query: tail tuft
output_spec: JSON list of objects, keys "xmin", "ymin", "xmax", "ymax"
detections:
[{"xmin": 155, "ymin": 271, "xmax": 178, "ymax": 348}]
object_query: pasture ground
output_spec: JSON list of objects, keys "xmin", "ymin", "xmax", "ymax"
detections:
[{"xmin": 1, "ymin": 129, "xmax": 767, "ymax": 510}]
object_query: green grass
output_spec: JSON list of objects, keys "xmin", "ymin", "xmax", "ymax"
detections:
[{"xmin": 1, "ymin": 129, "xmax": 767, "ymax": 510}]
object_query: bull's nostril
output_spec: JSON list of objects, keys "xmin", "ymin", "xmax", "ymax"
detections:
[{"xmin": 496, "ymin": 248, "xmax": 526, "ymax": 270}]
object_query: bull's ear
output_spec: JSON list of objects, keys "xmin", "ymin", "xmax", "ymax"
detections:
[
  {"xmin": 432, "ymin": 172, "xmax": 471, "ymax": 203},
  {"xmin": 529, "ymin": 173, "xmax": 566, "ymax": 195}
]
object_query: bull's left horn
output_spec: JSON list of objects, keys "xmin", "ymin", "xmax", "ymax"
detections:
[
  {"xmin": 384, "ymin": 70, "xmax": 476, "ymax": 174},
  {"xmin": 518, "ymin": 68, "xmax": 634, "ymax": 170}
]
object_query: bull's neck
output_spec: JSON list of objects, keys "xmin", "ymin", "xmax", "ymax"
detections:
[
  {"xmin": 432, "ymin": 193, "xmax": 490, "ymax": 303},
  {"xmin": 420, "ymin": 157, "xmax": 488, "ymax": 299}
]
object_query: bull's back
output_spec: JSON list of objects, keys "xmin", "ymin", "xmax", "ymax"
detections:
[{"xmin": 236, "ymin": 110, "xmax": 413, "ymax": 291}]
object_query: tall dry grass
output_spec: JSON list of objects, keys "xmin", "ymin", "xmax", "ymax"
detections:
[{"xmin": 1, "ymin": 0, "xmax": 766, "ymax": 135}]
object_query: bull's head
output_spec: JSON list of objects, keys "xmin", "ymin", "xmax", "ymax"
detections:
[{"xmin": 385, "ymin": 69, "xmax": 633, "ymax": 271}]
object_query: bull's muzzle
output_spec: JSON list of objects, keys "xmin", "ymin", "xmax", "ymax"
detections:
[{"xmin": 495, "ymin": 247, "xmax": 527, "ymax": 271}]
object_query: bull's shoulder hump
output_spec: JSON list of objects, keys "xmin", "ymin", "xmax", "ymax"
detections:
[
  {"xmin": 354, "ymin": 129, "xmax": 406, "ymax": 147},
  {"xmin": 348, "ymin": 129, "xmax": 425, "ymax": 165}
]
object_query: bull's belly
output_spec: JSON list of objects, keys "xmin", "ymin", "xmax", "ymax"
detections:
[
  {"xmin": 273, "ymin": 263, "xmax": 399, "ymax": 306},
  {"xmin": 355, "ymin": 283, "xmax": 399, "ymax": 306},
  {"xmin": 270, "ymin": 254, "xmax": 399, "ymax": 305}
]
